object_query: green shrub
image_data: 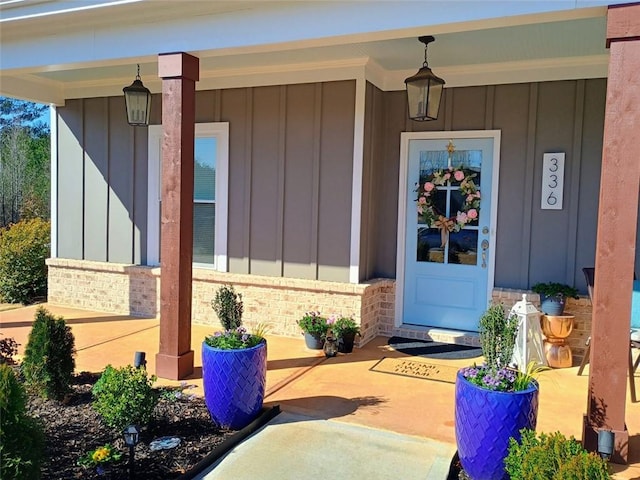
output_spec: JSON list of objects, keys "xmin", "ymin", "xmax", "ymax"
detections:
[
  {"xmin": 0, "ymin": 364, "xmax": 44, "ymax": 479},
  {"xmin": 0, "ymin": 218, "xmax": 50, "ymax": 304},
  {"xmin": 506, "ymin": 429, "xmax": 611, "ymax": 480},
  {"xmin": 211, "ymin": 284, "xmax": 243, "ymax": 331},
  {"xmin": 92, "ymin": 364, "xmax": 158, "ymax": 430},
  {"xmin": 556, "ymin": 452, "xmax": 612, "ymax": 480},
  {"xmin": 478, "ymin": 303, "xmax": 518, "ymax": 369},
  {"xmin": 22, "ymin": 307, "xmax": 75, "ymax": 400}
]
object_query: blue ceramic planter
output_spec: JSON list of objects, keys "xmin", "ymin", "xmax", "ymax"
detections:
[
  {"xmin": 201, "ymin": 340, "xmax": 267, "ymax": 430},
  {"xmin": 455, "ymin": 371, "xmax": 539, "ymax": 480},
  {"xmin": 539, "ymin": 294, "xmax": 566, "ymax": 315}
]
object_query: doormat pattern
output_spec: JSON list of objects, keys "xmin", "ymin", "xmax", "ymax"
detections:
[
  {"xmin": 370, "ymin": 357, "xmax": 459, "ymax": 384},
  {"xmin": 387, "ymin": 337, "xmax": 482, "ymax": 360}
]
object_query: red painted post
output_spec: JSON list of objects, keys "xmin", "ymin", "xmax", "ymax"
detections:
[
  {"xmin": 155, "ymin": 52, "xmax": 199, "ymax": 380},
  {"xmin": 582, "ymin": 3, "xmax": 640, "ymax": 464}
]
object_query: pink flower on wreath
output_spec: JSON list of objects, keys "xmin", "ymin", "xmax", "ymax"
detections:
[
  {"xmin": 467, "ymin": 194, "xmax": 475, "ymax": 202},
  {"xmin": 418, "ymin": 196, "xmax": 427, "ymax": 205},
  {"xmin": 443, "ymin": 172, "xmax": 451, "ymax": 181},
  {"xmin": 467, "ymin": 209, "xmax": 478, "ymax": 220},
  {"xmin": 424, "ymin": 182, "xmax": 435, "ymax": 192},
  {"xmin": 456, "ymin": 212, "xmax": 468, "ymax": 224},
  {"xmin": 327, "ymin": 315, "xmax": 337, "ymax": 325},
  {"xmin": 454, "ymin": 170, "xmax": 465, "ymax": 181},
  {"xmin": 417, "ymin": 206, "xmax": 424, "ymax": 215}
]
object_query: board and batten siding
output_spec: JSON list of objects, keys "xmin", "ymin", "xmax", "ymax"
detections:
[
  {"xmin": 361, "ymin": 79, "xmax": 616, "ymax": 293},
  {"xmin": 55, "ymin": 80, "xmax": 355, "ymax": 282},
  {"xmin": 56, "ymin": 96, "xmax": 148, "ymax": 264}
]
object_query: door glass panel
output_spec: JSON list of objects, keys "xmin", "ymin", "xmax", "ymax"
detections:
[
  {"xmin": 450, "ymin": 190, "xmax": 479, "ymax": 227},
  {"xmin": 418, "ymin": 190, "xmax": 447, "ymax": 224},
  {"xmin": 417, "ymin": 228, "xmax": 444, "ymax": 263},
  {"xmin": 449, "ymin": 230, "xmax": 479, "ymax": 265},
  {"xmin": 419, "ymin": 150, "xmax": 448, "ymax": 177},
  {"xmin": 452, "ymin": 149, "xmax": 482, "ymax": 185},
  {"xmin": 450, "ymin": 190, "xmax": 465, "ymax": 218}
]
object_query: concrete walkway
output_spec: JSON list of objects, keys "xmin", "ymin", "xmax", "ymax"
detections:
[
  {"xmin": 197, "ymin": 412, "xmax": 455, "ymax": 480},
  {"xmin": 1, "ymin": 304, "xmax": 639, "ymax": 479}
]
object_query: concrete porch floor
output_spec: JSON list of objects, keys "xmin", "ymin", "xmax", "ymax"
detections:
[{"xmin": 1, "ymin": 304, "xmax": 639, "ymax": 479}]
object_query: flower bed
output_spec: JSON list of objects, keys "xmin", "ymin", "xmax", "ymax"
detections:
[{"xmin": 26, "ymin": 372, "xmax": 234, "ymax": 479}]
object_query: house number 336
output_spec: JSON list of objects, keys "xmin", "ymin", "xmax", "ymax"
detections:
[{"xmin": 541, "ymin": 153, "xmax": 565, "ymax": 210}]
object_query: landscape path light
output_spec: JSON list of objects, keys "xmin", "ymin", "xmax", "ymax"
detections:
[{"xmin": 123, "ymin": 424, "xmax": 140, "ymax": 479}]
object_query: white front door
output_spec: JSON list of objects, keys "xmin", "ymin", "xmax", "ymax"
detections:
[{"xmin": 397, "ymin": 131, "xmax": 500, "ymax": 332}]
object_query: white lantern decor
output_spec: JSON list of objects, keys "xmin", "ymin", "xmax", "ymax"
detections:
[{"xmin": 510, "ymin": 294, "xmax": 547, "ymax": 373}]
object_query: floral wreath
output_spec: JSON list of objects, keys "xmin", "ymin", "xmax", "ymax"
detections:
[{"xmin": 415, "ymin": 142, "xmax": 481, "ymax": 246}]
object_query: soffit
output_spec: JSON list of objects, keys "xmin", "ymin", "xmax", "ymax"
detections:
[{"xmin": 0, "ymin": 0, "xmax": 610, "ymax": 103}]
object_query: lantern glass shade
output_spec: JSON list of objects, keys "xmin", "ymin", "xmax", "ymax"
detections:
[
  {"xmin": 123, "ymin": 79, "xmax": 151, "ymax": 126},
  {"xmin": 123, "ymin": 425, "xmax": 140, "ymax": 447},
  {"xmin": 405, "ymin": 66, "xmax": 445, "ymax": 121}
]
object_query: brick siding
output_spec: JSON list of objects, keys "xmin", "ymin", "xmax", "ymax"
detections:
[
  {"xmin": 46, "ymin": 259, "xmax": 394, "ymax": 345},
  {"xmin": 46, "ymin": 259, "xmax": 591, "ymax": 364}
]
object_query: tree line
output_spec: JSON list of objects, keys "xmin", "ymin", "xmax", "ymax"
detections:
[{"xmin": 0, "ymin": 97, "xmax": 50, "ymax": 227}]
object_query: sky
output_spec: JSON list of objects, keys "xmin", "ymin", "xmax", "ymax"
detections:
[{"xmin": 37, "ymin": 103, "xmax": 50, "ymax": 127}]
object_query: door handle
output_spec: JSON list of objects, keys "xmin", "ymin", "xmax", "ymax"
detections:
[{"xmin": 481, "ymin": 239, "xmax": 489, "ymax": 268}]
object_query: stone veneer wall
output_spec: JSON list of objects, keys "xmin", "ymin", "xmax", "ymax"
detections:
[
  {"xmin": 46, "ymin": 259, "xmax": 394, "ymax": 345},
  {"xmin": 46, "ymin": 259, "xmax": 592, "ymax": 364},
  {"xmin": 492, "ymin": 288, "xmax": 591, "ymax": 366}
]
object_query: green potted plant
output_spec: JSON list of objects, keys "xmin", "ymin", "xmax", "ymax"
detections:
[
  {"xmin": 298, "ymin": 311, "xmax": 329, "ymax": 350},
  {"xmin": 455, "ymin": 303, "xmax": 545, "ymax": 480},
  {"xmin": 532, "ymin": 282, "xmax": 579, "ymax": 315},
  {"xmin": 202, "ymin": 284, "xmax": 267, "ymax": 430},
  {"xmin": 330, "ymin": 315, "xmax": 361, "ymax": 353},
  {"xmin": 505, "ymin": 428, "xmax": 611, "ymax": 479}
]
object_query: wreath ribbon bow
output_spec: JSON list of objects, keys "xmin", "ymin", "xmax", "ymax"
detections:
[{"xmin": 434, "ymin": 215, "xmax": 455, "ymax": 247}]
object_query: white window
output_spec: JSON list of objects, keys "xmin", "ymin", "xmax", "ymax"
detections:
[{"xmin": 147, "ymin": 123, "xmax": 228, "ymax": 271}]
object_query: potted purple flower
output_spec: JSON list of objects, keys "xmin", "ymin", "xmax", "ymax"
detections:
[
  {"xmin": 455, "ymin": 303, "xmax": 543, "ymax": 480},
  {"xmin": 202, "ymin": 285, "xmax": 267, "ymax": 430},
  {"xmin": 297, "ymin": 311, "xmax": 329, "ymax": 349}
]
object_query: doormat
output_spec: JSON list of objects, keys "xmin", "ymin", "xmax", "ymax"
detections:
[
  {"xmin": 370, "ymin": 357, "xmax": 459, "ymax": 384},
  {"xmin": 387, "ymin": 337, "xmax": 482, "ymax": 360}
]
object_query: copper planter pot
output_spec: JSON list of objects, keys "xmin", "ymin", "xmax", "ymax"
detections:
[
  {"xmin": 541, "ymin": 315, "xmax": 575, "ymax": 368},
  {"xmin": 541, "ymin": 314, "xmax": 574, "ymax": 339}
]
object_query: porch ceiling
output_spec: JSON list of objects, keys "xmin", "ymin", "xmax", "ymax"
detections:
[{"xmin": 0, "ymin": 0, "xmax": 611, "ymax": 105}]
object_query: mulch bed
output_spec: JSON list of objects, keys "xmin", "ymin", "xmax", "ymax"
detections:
[{"xmin": 26, "ymin": 372, "xmax": 235, "ymax": 479}]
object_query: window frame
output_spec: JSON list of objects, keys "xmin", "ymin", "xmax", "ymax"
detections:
[{"xmin": 147, "ymin": 122, "xmax": 229, "ymax": 271}]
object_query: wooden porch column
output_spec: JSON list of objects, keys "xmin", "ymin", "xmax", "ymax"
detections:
[
  {"xmin": 582, "ymin": 3, "xmax": 640, "ymax": 464},
  {"xmin": 155, "ymin": 52, "xmax": 199, "ymax": 380}
]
